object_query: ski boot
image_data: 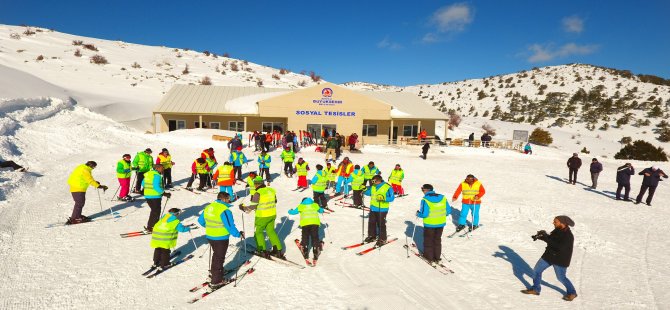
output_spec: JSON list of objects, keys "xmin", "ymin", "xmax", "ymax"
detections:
[
  {"xmin": 301, "ymin": 245, "xmax": 309, "ymax": 259},
  {"xmin": 270, "ymin": 246, "xmax": 286, "ymax": 259},
  {"xmin": 375, "ymin": 238, "xmax": 387, "ymax": 247},
  {"xmin": 455, "ymin": 225, "xmax": 466, "ymax": 232},
  {"xmin": 364, "ymin": 236, "xmax": 376, "ymax": 243}
]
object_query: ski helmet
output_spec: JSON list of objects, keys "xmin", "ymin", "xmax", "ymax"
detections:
[{"xmin": 168, "ymin": 208, "xmax": 182, "ymax": 215}]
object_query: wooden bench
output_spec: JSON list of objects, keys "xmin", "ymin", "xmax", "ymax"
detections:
[{"xmin": 212, "ymin": 134, "xmax": 233, "ymax": 142}]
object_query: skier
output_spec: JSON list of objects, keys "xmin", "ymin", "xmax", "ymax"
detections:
[
  {"xmin": 451, "ymin": 174, "xmax": 486, "ymax": 232},
  {"xmin": 521, "ymin": 215, "xmax": 577, "ymax": 302},
  {"xmin": 566, "ymin": 153, "xmax": 581, "ymax": 185},
  {"xmin": 288, "ymin": 197, "xmax": 324, "ymax": 263},
  {"xmin": 198, "ymin": 192, "xmax": 244, "ymax": 289},
  {"xmin": 244, "ymin": 171, "xmax": 258, "ymax": 197},
  {"xmin": 66, "ymin": 161, "xmax": 108, "ymax": 224},
  {"xmin": 310, "ymin": 164, "xmax": 329, "ymax": 209},
  {"xmin": 264, "ymin": 132, "xmax": 272, "ymax": 152},
  {"xmin": 635, "ymin": 166, "xmax": 668, "ymax": 206},
  {"xmin": 419, "ymin": 129, "xmax": 427, "ymax": 143},
  {"xmin": 116, "ymin": 154, "xmax": 134, "ymax": 201},
  {"xmin": 240, "ymin": 176, "xmax": 285, "ymax": 259},
  {"xmin": 325, "ymin": 162, "xmax": 338, "ymax": 193},
  {"xmin": 416, "ymin": 184, "xmax": 451, "ymax": 265},
  {"xmin": 132, "ymin": 148, "xmax": 153, "ymax": 193},
  {"xmin": 280, "ymin": 147, "xmax": 295, "ymax": 177},
  {"xmin": 388, "ymin": 164, "xmax": 405, "ymax": 197},
  {"xmin": 213, "ymin": 162, "xmax": 235, "ymax": 199},
  {"xmin": 257, "ymin": 151, "xmax": 272, "ymax": 183},
  {"xmin": 615, "ymin": 163, "xmax": 635, "ymax": 201},
  {"xmin": 144, "ymin": 164, "xmax": 171, "ymax": 232},
  {"xmin": 156, "ymin": 148, "xmax": 175, "ymax": 189},
  {"xmin": 295, "ymin": 157, "xmax": 310, "ymax": 189},
  {"xmin": 589, "ymin": 158, "xmax": 603, "ymax": 189},
  {"xmin": 363, "ymin": 175, "xmax": 395, "ymax": 246},
  {"xmin": 150, "ymin": 208, "xmax": 191, "ymax": 271},
  {"xmin": 0, "ymin": 159, "xmax": 26, "ymax": 172},
  {"xmin": 229, "ymin": 147, "xmax": 248, "ymax": 181},
  {"xmin": 186, "ymin": 158, "xmax": 210, "ymax": 191},
  {"xmin": 335, "ymin": 157, "xmax": 353, "ymax": 197},
  {"xmin": 421, "ymin": 142, "xmax": 430, "ymax": 160},
  {"xmin": 362, "ymin": 161, "xmax": 381, "ymax": 188},
  {"xmin": 201, "ymin": 147, "xmax": 217, "ymax": 186},
  {"xmin": 350, "ymin": 165, "xmax": 366, "ymax": 208},
  {"xmin": 227, "ymin": 136, "xmax": 243, "ymax": 152}
]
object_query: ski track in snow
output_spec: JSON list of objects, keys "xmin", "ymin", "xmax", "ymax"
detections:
[{"xmin": 1, "ymin": 102, "xmax": 669, "ymax": 309}]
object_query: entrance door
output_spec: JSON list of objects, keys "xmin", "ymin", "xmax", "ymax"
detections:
[
  {"xmin": 389, "ymin": 126, "xmax": 398, "ymax": 143},
  {"xmin": 307, "ymin": 124, "xmax": 336, "ymax": 144},
  {"xmin": 168, "ymin": 120, "xmax": 177, "ymax": 131}
]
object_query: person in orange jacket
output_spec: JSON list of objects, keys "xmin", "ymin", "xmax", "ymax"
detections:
[
  {"xmin": 452, "ymin": 174, "xmax": 485, "ymax": 232},
  {"xmin": 213, "ymin": 162, "xmax": 236, "ymax": 200}
]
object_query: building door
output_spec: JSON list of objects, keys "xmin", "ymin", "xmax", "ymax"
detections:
[
  {"xmin": 389, "ymin": 126, "xmax": 398, "ymax": 143},
  {"xmin": 168, "ymin": 120, "xmax": 177, "ymax": 131},
  {"xmin": 307, "ymin": 124, "xmax": 336, "ymax": 143}
]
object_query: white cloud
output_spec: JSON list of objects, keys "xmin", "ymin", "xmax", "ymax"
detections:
[
  {"xmin": 377, "ymin": 36, "xmax": 403, "ymax": 50},
  {"xmin": 562, "ymin": 16, "xmax": 584, "ymax": 33},
  {"xmin": 421, "ymin": 33, "xmax": 439, "ymax": 44},
  {"xmin": 422, "ymin": 3, "xmax": 474, "ymax": 43},
  {"xmin": 527, "ymin": 43, "xmax": 598, "ymax": 63}
]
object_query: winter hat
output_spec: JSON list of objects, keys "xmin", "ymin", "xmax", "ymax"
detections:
[
  {"xmin": 122, "ymin": 154, "xmax": 131, "ymax": 158},
  {"xmin": 168, "ymin": 208, "xmax": 182, "ymax": 215},
  {"xmin": 145, "ymin": 148, "xmax": 152, "ymax": 153},
  {"xmin": 421, "ymin": 184, "xmax": 434, "ymax": 191},
  {"xmin": 86, "ymin": 161, "xmax": 97, "ymax": 168},
  {"xmin": 555, "ymin": 215, "xmax": 575, "ymax": 227},
  {"xmin": 253, "ymin": 176, "xmax": 264, "ymax": 184},
  {"xmin": 237, "ymin": 146, "xmax": 243, "ymax": 151},
  {"xmin": 573, "ymin": 153, "xmax": 578, "ymax": 156},
  {"xmin": 162, "ymin": 148, "xmax": 168, "ymax": 152}
]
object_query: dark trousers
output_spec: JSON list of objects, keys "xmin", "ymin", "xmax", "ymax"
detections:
[
  {"xmin": 335, "ymin": 147, "xmax": 341, "ymax": 159},
  {"xmin": 313, "ymin": 192, "xmax": 328, "ymax": 209},
  {"xmin": 284, "ymin": 162, "xmax": 293, "ymax": 175},
  {"xmin": 353, "ymin": 189, "xmax": 363, "ymax": 206},
  {"xmin": 146, "ymin": 198, "xmax": 162, "ymax": 230},
  {"xmin": 234, "ymin": 166, "xmax": 243, "ymax": 180},
  {"xmin": 300, "ymin": 225, "xmax": 321, "ymax": 258},
  {"xmin": 209, "ymin": 239, "xmax": 230, "ymax": 284},
  {"xmin": 568, "ymin": 168, "xmax": 578, "ymax": 184},
  {"xmin": 153, "ymin": 248, "xmax": 171, "ymax": 267},
  {"xmin": 259, "ymin": 168, "xmax": 271, "ymax": 182},
  {"xmin": 349, "ymin": 144, "xmax": 355, "ymax": 151},
  {"xmin": 135, "ymin": 171, "xmax": 146, "ymax": 191},
  {"xmin": 368, "ymin": 211, "xmax": 388, "ymax": 241},
  {"xmin": 616, "ymin": 183, "xmax": 631, "ymax": 200},
  {"xmin": 422, "ymin": 151, "xmax": 428, "ymax": 160},
  {"xmin": 264, "ymin": 142, "xmax": 270, "ymax": 152},
  {"xmin": 186, "ymin": 173, "xmax": 207, "ymax": 189},
  {"xmin": 70, "ymin": 192, "xmax": 86, "ymax": 219},
  {"xmin": 0, "ymin": 160, "xmax": 23, "ymax": 170},
  {"xmin": 636, "ymin": 184, "xmax": 657, "ymax": 205},
  {"xmin": 162, "ymin": 168, "xmax": 172, "ymax": 187},
  {"xmin": 423, "ymin": 227, "xmax": 444, "ymax": 262}
]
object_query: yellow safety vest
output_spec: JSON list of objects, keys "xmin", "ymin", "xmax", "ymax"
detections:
[
  {"xmin": 325, "ymin": 167, "xmax": 337, "ymax": 182},
  {"xmin": 116, "ymin": 160, "xmax": 131, "ymax": 179},
  {"xmin": 67, "ymin": 164, "xmax": 99, "ymax": 192},
  {"xmin": 423, "ymin": 195, "xmax": 447, "ymax": 226},
  {"xmin": 143, "ymin": 170, "xmax": 162, "ymax": 197},
  {"xmin": 371, "ymin": 183, "xmax": 392, "ymax": 210},
  {"xmin": 204, "ymin": 201, "xmax": 230, "ymax": 238},
  {"xmin": 296, "ymin": 162, "xmax": 309, "ymax": 176},
  {"xmin": 460, "ymin": 181, "xmax": 482, "ymax": 203},
  {"xmin": 194, "ymin": 160, "xmax": 208, "ymax": 174},
  {"xmin": 362, "ymin": 165, "xmax": 379, "ymax": 180},
  {"xmin": 298, "ymin": 202, "xmax": 321, "ymax": 226},
  {"xmin": 351, "ymin": 170, "xmax": 365, "ymax": 190},
  {"xmin": 389, "ymin": 169, "xmax": 404, "ymax": 185},
  {"xmin": 158, "ymin": 154, "xmax": 173, "ymax": 169},
  {"xmin": 311, "ymin": 171, "xmax": 328, "ymax": 192},
  {"xmin": 245, "ymin": 176, "xmax": 256, "ymax": 196},
  {"xmin": 217, "ymin": 165, "xmax": 234, "ymax": 184},
  {"xmin": 255, "ymin": 187, "xmax": 277, "ymax": 218},
  {"xmin": 150, "ymin": 214, "xmax": 179, "ymax": 249}
]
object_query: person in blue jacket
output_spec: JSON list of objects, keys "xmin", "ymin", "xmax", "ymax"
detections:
[
  {"xmin": 198, "ymin": 192, "xmax": 244, "ymax": 289},
  {"xmin": 363, "ymin": 175, "xmax": 395, "ymax": 245},
  {"xmin": 229, "ymin": 147, "xmax": 249, "ymax": 181},
  {"xmin": 288, "ymin": 197, "xmax": 324, "ymax": 261},
  {"xmin": 150, "ymin": 208, "xmax": 191, "ymax": 270},
  {"xmin": 257, "ymin": 151, "xmax": 272, "ymax": 183},
  {"xmin": 143, "ymin": 164, "xmax": 170, "ymax": 232},
  {"xmin": 309, "ymin": 164, "xmax": 329, "ymax": 209},
  {"xmin": 416, "ymin": 184, "xmax": 451, "ymax": 265}
]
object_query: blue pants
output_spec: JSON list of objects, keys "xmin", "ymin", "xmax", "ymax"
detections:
[
  {"xmin": 458, "ymin": 203, "xmax": 480, "ymax": 226},
  {"xmin": 219, "ymin": 186, "xmax": 234, "ymax": 199},
  {"xmin": 531, "ymin": 258, "xmax": 576, "ymax": 295},
  {"xmin": 335, "ymin": 176, "xmax": 351, "ymax": 195}
]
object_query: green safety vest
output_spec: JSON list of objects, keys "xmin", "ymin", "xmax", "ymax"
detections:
[
  {"xmin": 371, "ymin": 183, "xmax": 392, "ymax": 210},
  {"xmin": 143, "ymin": 170, "xmax": 162, "ymax": 197},
  {"xmin": 311, "ymin": 171, "xmax": 328, "ymax": 192},
  {"xmin": 194, "ymin": 160, "xmax": 208, "ymax": 174},
  {"xmin": 325, "ymin": 167, "xmax": 337, "ymax": 182},
  {"xmin": 204, "ymin": 201, "xmax": 230, "ymax": 238},
  {"xmin": 245, "ymin": 176, "xmax": 256, "ymax": 195},
  {"xmin": 255, "ymin": 187, "xmax": 277, "ymax": 218},
  {"xmin": 150, "ymin": 214, "xmax": 179, "ymax": 249},
  {"xmin": 133, "ymin": 152, "xmax": 153, "ymax": 173},
  {"xmin": 281, "ymin": 150, "xmax": 295, "ymax": 163},
  {"xmin": 158, "ymin": 154, "xmax": 173, "ymax": 169},
  {"xmin": 259, "ymin": 154, "xmax": 271, "ymax": 167},
  {"xmin": 423, "ymin": 195, "xmax": 448, "ymax": 226},
  {"xmin": 351, "ymin": 170, "xmax": 365, "ymax": 190},
  {"xmin": 389, "ymin": 169, "xmax": 404, "ymax": 185},
  {"xmin": 116, "ymin": 159, "xmax": 131, "ymax": 179},
  {"xmin": 296, "ymin": 162, "xmax": 308, "ymax": 176},
  {"xmin": 298, "ymin": 202, "xmax": 321, "ymax": 226},
  {"xmin": 362, "ymin": 166, "xmax": 379, "ymax": 180}
]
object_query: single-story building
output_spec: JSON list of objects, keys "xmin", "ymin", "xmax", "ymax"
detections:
[{"xmin": 152, "ymin": 82, "xmax": 448, "ymax": 144}]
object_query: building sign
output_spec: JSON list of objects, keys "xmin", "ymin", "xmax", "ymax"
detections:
[
  {"xmin": 296, "ymin": 110, "xmax": 356, "ymax": 117},
  {"xmin": 313, "ymin": 88, "xmax": 343, "ymax": 105}
]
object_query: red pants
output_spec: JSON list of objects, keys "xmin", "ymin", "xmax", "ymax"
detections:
[
  {"xmin": 118, "ymin": 177, "xmax": 130, "ymax": 198},
  {"xmin": 391, "ymin": 184, "xmax": 404, "ymax": 195},
  {"xmin": 297, "ymin": 176, "xmax": 308, "ymax": 188}
]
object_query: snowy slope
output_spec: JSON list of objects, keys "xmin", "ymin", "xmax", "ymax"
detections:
[{"xmin": 1, "ymin": 100, "xmax": 669, "ymax": 309}]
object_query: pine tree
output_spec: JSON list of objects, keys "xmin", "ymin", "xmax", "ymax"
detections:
[{"xmin": 614, "ymin": 140, "xmax": 668, "ymax": 161}]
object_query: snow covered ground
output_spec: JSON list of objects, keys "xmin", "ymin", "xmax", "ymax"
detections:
[{"xmin": 1, "ymin": 98, "xmax": 669, "ymax": 309}]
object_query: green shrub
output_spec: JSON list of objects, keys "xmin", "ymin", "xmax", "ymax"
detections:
[
  {"xmin": 529, "ymin": 128, "xmax": 553, "ymax": 145},
  {"xmin": 614, "ymin": 140, "xmax": 668, "ymax": 161}
]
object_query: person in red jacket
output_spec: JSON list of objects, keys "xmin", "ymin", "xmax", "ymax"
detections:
[
  {"xmin": 348, "ymin": 134, "xmax": 358, "ymax": 151},
  {"xmin": 187, "ymin": 158, "xmax": 210, "ymax": 191}
]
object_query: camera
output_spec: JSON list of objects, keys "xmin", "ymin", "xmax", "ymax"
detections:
[{"xmin": 531, "ymin": 230, "xmax": 547, "ymax": 241}]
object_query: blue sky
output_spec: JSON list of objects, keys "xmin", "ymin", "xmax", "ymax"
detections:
[{"xmin": 2, "ymin": 1, "xmax": 669, "ymax": 86}]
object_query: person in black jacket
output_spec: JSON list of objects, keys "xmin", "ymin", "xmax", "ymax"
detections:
[
  {"xmin": 521, "ymin": 215, "xmax": 577, "ymax": 301},
  {"xmin": 589, "ymin": 158, "xmax": 603, "ymax": 189},
  {"xmin": 615, "ymin": 163, "xmax": 635, "ymax": 200},
  {"xmin": 421, "ymin": 142, "xmax": 430, "ymax": 160},
  {"xmin": 566, "ymin": 153, "xmax": 582, "ymax": 185},
  {"xmin": 635, "ymin": 166, "xmax": 668, "ymax": 206}
]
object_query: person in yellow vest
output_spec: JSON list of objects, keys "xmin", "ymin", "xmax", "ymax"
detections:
[
  {"xmin": 350, "ymin": 165, "xmax": 366, "ymax": 208},
  {"xmin": 334, "ymin": 157, "xmax": 354, "ymax": 197},
  {"xmin": 325, "ymin": 162, "xmax": 338, "ymax": 193},
  {"xmin": 131, "ymin": 148, "xmax": 153, "ymax": 193},
  {"xmin": 143, "ymin": 164, "xmax": 171, "ymax": 232},
  {"xmin": 198, "ymin": 192, "xmax": 244, "ymax": 289},
  {"xmin": 362, "ymin": 161, "xmax": 381, "ymax": 188},
  {"xmin": 240, "ymin": 176, "xmax": 285, "ymax": 259},
  {"xmin": 156, "ymin": 148, "xmax": 175, "ymax": 189},
  {"xmin": 213, "ymin": 162, "xmax": 236, "ymax": 199},
  {"xmin": 67, "ymin": 161, "xmax": 108, "ymax": 225},
  {"xmin": 229, "ymin": 147, "xmax": 249, "ymax": 181},
  {"xmin": 389, "ymin": 164, "xmax": 406, "ymax": 197},
  {"xmin": 309, "ymin": 164, "xmax": 329, "ymax": 209},
  {"xmin": 452, "ymin": 174, "xmax": 486, "ymax": 232},
  {"xmin": 150, "ymin": 208, "xmax": 191, "ymax": 270},
  {"xmin": 116, "ymin": 154, "xmax": 134, "ymax": 201},
  {"xmin": 363, "ymin": 175, "xmax": 395, "ymax": 246},
  {"xmin": 244, "ymin": 171, "xmax": 258, "ymax": 197},
  {"xmin": 186, "ymin": 158, "xmax": 211, "ymax": 191},
  {"xmin": 280, "ymin": 147, "xmax": 295, "ymax": 177},
  {"xmin": 288, "ymin": 197, "xmax": 324, "ymax": 263},
  {"xmin": 416, "ymin": 184, "xmax": 451, "ymax": 265},
  {"xmin": 257, "ymin": 151, "xmax": 272, "ymax": 183},
  {"xmin": 295, "ymin": 158, "xmax": 310, "ymax": 189}
]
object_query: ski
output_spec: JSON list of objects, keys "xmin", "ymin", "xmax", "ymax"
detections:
[
  {"xmin": 356, "ymin": 238, "xmax": 399, "ymax": 256},
  {"xmin": 188, "ymin": 259, "xmax": 252, "ymax": 293},
  {"xmin": 146, "ymin": 254, "xmax": 194, "ymax": 278},
  {"xmin": 120, "ymin": 230, "xmax": 151, "ymax": 238},
  {"xmin": 140, "ymin": 251, "xmax": 183, "ymax": 275},
  {"xmin": 459, "ymin": 225, "xmax": 482, "ymax": 238},
  {"xmin": 245, "ymin": 249, "xmax": 306, "ymax": 269},
  {"xmin": 298, "ymin": 187, "xmax": 308, "ymax": 192},
  {"xmin": 341, "ymin": 235, "xmax": 391, "ymax": 250},
  {"xmin": 403, "ymin": 245, "xmax": 454, "ymax": 274},
  {"xmin": 187, "ymin": 267, "xmax": 256, "ymax": 304},
  {"xmin": 335, "ymin": 202, "xmax": 369, "ymax": 211},
  {"xmin": 294, "ymin": 239, "xmax": 312, "ymax": 266}
]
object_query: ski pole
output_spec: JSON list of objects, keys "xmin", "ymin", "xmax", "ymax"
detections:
[
  {"xmin": 241, "ymin": 212, "xmax": 247, "ymax": 257},
  {"xmin": 198, "ymin": 244, "xmax": 210, "ymax": 259},
  {"xmin": 276, "ymin": 217, "xmax": 288, "ymax": 237},
  {"xmin": 97, "ymin": 188, "xmax": 104, "ymax": 213},
  {"xmin": 160, "ymin": 197, "xmax": 170, "ymax": 218},
  {"xmin": 187, "ymin": 230, "xmax": 198, "ymax": 253},
  {"xmin": 410, "ymin": 217, "xmax": 418, "ymax": 247},
  {"xmin": 361, "ymin": 202, "xmax": 365, "ymax": 243},
  {"xmin": 110, "ymin": 185, "xmax": 121, "ymax": 202},
  {"xmin": 407, "ymin": 217, "xmax": 418, "ymax": 258}
]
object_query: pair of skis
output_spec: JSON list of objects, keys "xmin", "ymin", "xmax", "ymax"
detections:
[
  {"xmin": 341, "ymin": 237, "xmax": 398, "ymax": 255},
  {"xmin": 447, "ymin": 224, "xmax": 482, "ymax": 239},
  {"xmin": 244, "ymin": 249, "xmax": 306, "ymax": 269},
  {"xmin": 291, "ymin": 187, "xmax": 308, "ymax": 192},
  {"xmin": 335, "ymin": 200, "xmax": 370, "ymax": 211},
  {"xmin": 187, "ymin": 266, "xmax": 256, "ymax": 304},
  {"xmin": 294, "ymin": 239, "xmax": 324, "ymax": 267},
  {"xmin": 46, "ymin": 211, "xmax": 123, "ymax": 228},
  {"xmin": 403, "ymin": 244, "xmax": 454, "ymax": 275}
]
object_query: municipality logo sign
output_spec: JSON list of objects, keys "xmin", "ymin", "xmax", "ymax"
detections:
[
  {"xmin": 322, "ymin": 88, "xmax": 333, "ymax": 97},
  {"xmin": 313, "ymin": 88, "xmax": 342, "ymax": 105}
]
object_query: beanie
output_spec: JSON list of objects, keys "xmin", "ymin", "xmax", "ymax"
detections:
[{"xmin": 555, "ymin": 215, "xmax": 575, "ymax": 227}]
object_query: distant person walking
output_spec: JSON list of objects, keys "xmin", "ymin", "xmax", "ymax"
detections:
[
  {"xmin": 635, "ymin": 166, "xmax": 668, "ymax": 206},
  {"xmin": 589, "ymin": 158, "xmax": 603, "ymax": 189},
  {"xmin": 566, "ymin": 153, "xmax": 582, "ymax": 185},
  {"xmin": 615, "ymin": 163, "xmax": 634, "ymax": 201}
]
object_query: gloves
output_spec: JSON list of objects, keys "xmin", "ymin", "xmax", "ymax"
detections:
[
  {"xmin": 163, "ymin": 192, "xmax": 172, "ymax": 198},
  {"xmin": 415, "ymin": 211, "xmax": 420, "ymax": 217},
  {"xmin": 123, "ymin": 169, "xmax": 131, "ymax": 173},
  {"xmin": 239, "ymin": 204, "xmax": 246, "ymax": 211},
  {"xmin": 131, "ymin": 167, "xmax": 139, "ymax": 171},
  {"xmin": 240, "ymin": 231, "xmax": 246, "ymax": 239},
  {"xmin": 98, "ymin": 185, "xmax": 108, "ymax": 191}
]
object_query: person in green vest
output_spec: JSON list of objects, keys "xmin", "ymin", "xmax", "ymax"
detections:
[
  {"xmin": 309, "ymin": 164, "xmax": 329, "ymax": 209},
  {"xmin": 187, "ymin": 157, "xmax": 211, "ymax": 191},
  {"xmin": 324, "ymin": 162, "xmax": 337, "ymax": 193},
  {"xmin": 280, "ymin": 147, "xmax": 295, "ymax": 177},
  {"xmin": 240, "ymin": 176, "xmax": 285, "ymax": 259},
  {"xmin": 150, "ymin": 208, "xmax": 191, "ymax": 270},
  {"xmin": 132, "ymin": 148, "xmax": 154, "ymax": 193},
  {"xmin": 229, "ymin": 147, "xmax": 249, "ymax": 181},
  {"xmin": 244, "ymin": 171, "xmax": 258, "ymax": 197},
  {"xmin": 388, "ymin": 164, "xmax": 405, "ymax": 197},
  {"xmin": 415, "ymin": 184, "xmax": 451, "ymax": 266},
  {"xmin": 116, "ymin": 154, "xmax": 134, "ymax": 201},
  {"xmin": 67, "ymin": 161, "xmax": 108, "ymax": 225},
  {"xmin": 143, "ymin": 164, "xmax": 171, "ymax": 232},
  {"xmin": 364, "ymin": 175, "xmax": 395, "ymax": 246},
  {"xmin": 198, "ymin": 192, "xmax": 244, "ymax": 289},
  {"xmin": 295, "ymin": 158, "xmax": 310, "ymax": 189},
  {"xmin": 351, "ymin": 165, "xmax": 366, "ymax": 208},
  {"xmin": 362, "ymin": 161, "xmax": 381, "ymax": 188},
  {"xmin": 257, "ymin": 151, "xmax": 272, "ymax": 183},
  {"xmin": 288, "ymin": 197, "xmax": 324, "ymax": 262}
]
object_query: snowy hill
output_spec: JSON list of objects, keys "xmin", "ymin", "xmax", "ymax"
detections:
[{"xmin": 0, "ymin": 24, "xmax": 323, "ymax": 129}]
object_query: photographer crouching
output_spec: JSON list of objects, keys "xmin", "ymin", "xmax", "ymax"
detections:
[{"xmin": 521, "ymin": 215, "xmax": 578, "ymax": 301}]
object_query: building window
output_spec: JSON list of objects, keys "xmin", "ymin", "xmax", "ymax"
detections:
[
  {"xmin": 262, "ymin": 122, "xmax": 284, "ymax": 133},
  {"xmin": 177, "ymin": 120, "xmax": 186, "ymax": 129},
  {"xmin": 403, "ymin": 125, "xmax": 418, "ymax": 137},
  {"xmin": 209, "ymin": 122, "xmax": 220, "ymax": 129},
  {"xmin": 228, "ymin": 121, "xmax": 244, "ymax": 132},
  {"xmin": 362, "ymin": 124, "xmax": 377, "ymax": 137},
  {"xmin": 168, "ymin": 120, "xmax": 186, "ymax": 131}
]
